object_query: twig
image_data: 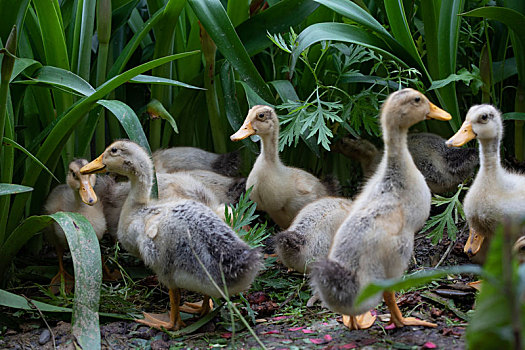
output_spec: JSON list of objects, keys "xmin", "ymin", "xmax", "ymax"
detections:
[
  {"xmin": 434, "ymin": 239, "xmax": 455, "ymax": 268},
  {"xmin": 23, "ymin": 295, "xmax": 56, "ymax": 350}
]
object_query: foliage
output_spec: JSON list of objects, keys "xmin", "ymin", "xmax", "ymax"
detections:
[
  {"xmin": 421, "ymin": 184, "xmax": 468, "ymax": 245},
  {"xmin": 226, "ymin": 187, "xmax": 270, "ymax": 249},
  {"xmin": 466, "ymin": 222, "xmax": 525, "ymax": 349}
]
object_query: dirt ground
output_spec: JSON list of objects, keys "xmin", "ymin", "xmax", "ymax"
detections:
[{"xmin": 0, "ymin": 224, "xmax": 476, "ymax": 350}]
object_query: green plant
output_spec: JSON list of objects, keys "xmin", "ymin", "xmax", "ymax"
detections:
[{"xmin": 421, "ymin": 184, "xmax": 467, "ymax": 245}]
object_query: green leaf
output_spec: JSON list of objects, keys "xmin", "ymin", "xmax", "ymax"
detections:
[
  {"xmin": 355, "ymin": 265, "xmax": 483, "ymax": 307},
  {"xmin": 13, "ymin": 66, "xmax": 96, "ymax": 97},
  {"xmin": 10, "ymin": 58, "xmax": 42, "ymax": 83},
  {"xmin": 49, "ymin": 212, "xmax": 101, "ymax": 350},
  {"xmin": 145, "ymin": 99, "xmax": 178, "ymax": 133},
  {"xmin": 129, "ymin": 74, "xmax": 204, "ymax": 90},
  {"xmin": 503, "ymin": 112, "xmax": 525, "ymax": 121},
  {"xmin": 2, "ymin": 137, "xmax": 60, "ymax": 183},
  {"xmin": 188, "ymin": 0, "xmax": 274, "ymax": 103},
  {"xmin": 290, "ymin": 23, "xmax": 407, "ymax": 77},
  {"xmin": 0, "ymin": 289, "xmax": 71, "ymax": 312},
  {"xmin": 0, "ymin": 184, "xmax": 33, "ymax": 196},
  {"xmin": 238, "ymin": 0, "xmax": 319, "ymax": 56}
]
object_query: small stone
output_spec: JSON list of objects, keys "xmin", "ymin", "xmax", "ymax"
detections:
[
  {"xmin": 39, "ymin": 329, "xmax": 51, "ymax": 345},
  {"xmin": 151, "ymin": 339, "xmax": 170, "ymax": 350}
]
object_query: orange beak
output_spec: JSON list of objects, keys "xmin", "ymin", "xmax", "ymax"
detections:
[
  {"xmin": 426, "ymin": 102, "xmax": 452, "ymax": 121},
  {"xmin": 230, "ymin": 121, "xmax": 256, "ymax": 141},
  {"xmin": 446, "ymin": 121, "xmax": 476, "ymax": 147},
  {"xmin": 80, "ymin": 154, "xmax": 107, "ymax": 175},
  {"xmin": 79, "ymin": 177, "xmax": 97, "ymax": 205}
]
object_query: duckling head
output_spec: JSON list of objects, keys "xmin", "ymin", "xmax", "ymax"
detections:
[
  {"xmin": 67, "ymin": 159, "xmax": 98, "ymax": 205},
  {"xmin": 80, "ymin": 140, "xmax": 152, "ymax": 180},
  {"xmin": 446, "ymin": 104, "xmax": 502, "ymax": 147},
  {"xmin": 381, "ymin": 88, "xmax": 452, "ymax": 131},
  {"xmin": 230, "ymin": 105, "xmax": 278, "ymax": 141}
]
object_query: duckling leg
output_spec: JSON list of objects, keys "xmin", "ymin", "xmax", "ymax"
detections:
[
  {"xmin": 464, "ymin": 227, "xmax": 485, "ymax": 256},
  {"xmin": 137, "ymin": 288, "xmax": 185, "ymax": 330},
  {"xmin": 180, "ymin": 295, "xmax": 213, "ymax": 316},
  {"xmin": 383, "ymin": 291, "xmax": 436, "ymax": 328},
  {"xmin": 49, "ymin": 246, "xmax": 74, "ymax": 294},
  {"xmin": 342, "ymin": 311, "xmax": 376, "ymax": 330}
]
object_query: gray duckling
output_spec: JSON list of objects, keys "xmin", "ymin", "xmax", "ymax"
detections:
[{"xmin": 81, "ymin": 140, "xmax": 262, "ymax": 330}]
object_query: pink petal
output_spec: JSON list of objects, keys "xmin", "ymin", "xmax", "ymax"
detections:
[
  {"xmin": 340, "ymin": 344, "xmax": 357, "ymax": 349},
  {"xmin": 262, "ymin": 330, "xmax": 280, "ymax": 335},
  {"xmin": 309, "ymin": 338, "xmax": 325, "ymax": 344},
  {"xmin": 221, "ymin": 333, "xmax": 232, "ymax": 339},
  {"xmin": 424, "ymin": 342, "xmax": 437, "ymax": 349},
  {"xmin": 324, "ymin": 334, "xmax": 333, "ymax": 341},
  {"xmin": 385, "ymin": 323, "xmax": 396, "ymax": 330},
  {"xmin": 288, "ymin": 326, "xmax": 305, "ymax": 331},
  {"xmin": 272, "ymin": 316, "xmax": 289, "ymax": 321},
  {"xmin": 302, "ymin": 329, "xmax": 315, "ymax": 334},
  {"xmin": 322, "ymin": 322, "xmax": 329, "ymax": 325}
]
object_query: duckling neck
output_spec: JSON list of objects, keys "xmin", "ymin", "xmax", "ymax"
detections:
[
  {"xmin": 260, "ymin": 128, "xmax": 281, "ymax": 165},
  {"xmin": 383, "ymin": 128, "xmax": 410, "ymax": 165},
  {"xmin": 479, "ymin": 138, "xmax": 503, "ymax": 176},
  {"xmin": 126, "ymin": 170, "xmax": 153, "ymax": 207}
]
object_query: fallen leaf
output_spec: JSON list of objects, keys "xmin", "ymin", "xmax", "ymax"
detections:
[
  {"xmin": 262, "ymin": 329, "xmax": 280, "ymax": 335},
  {"xmin": 272, "ymin": 316, "xmax": 289, "ymax": 321},
  {"xmin": 423, "ymin": 342, "xmax": 437, "ymax": 348},
  {"xmin": 255, "ymin": 319, "xmax": 267, "ymax": 323},
  {"xmin": 221, "ymin": 333, "xmax": 232, "ymax": 339},
  {"xmin": 324, "ymin": 334, "xmax": 333, "ymax": 341},
  {"xmin": 289, "ymin": 326, "xmax": 305, "ymax": 331},
  {"xmin": 309, "ymin": 338, "xmax": 328, "ymax": 345},
  {"xmin": 302, "ymin": 329, "xmax": 315, "ymax": 334},
  {"xmin": 384, "ymin": 323, "xmax": 396, "ymax": 330},
  {"xmin": 361, "ymin": 338, "xmax": 377, "ymax": 346},
  {"xmin": 340, "ymin": 344, "xmax": 357, "ymax": 349}
]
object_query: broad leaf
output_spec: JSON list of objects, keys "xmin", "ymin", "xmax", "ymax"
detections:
[
  {"xmin": 0, "ymin": 184, "xmax": 33, "ymax": 196},
  {"xmin": 129, "ymin": 74, "xmax": 204, "ymax": 90}
]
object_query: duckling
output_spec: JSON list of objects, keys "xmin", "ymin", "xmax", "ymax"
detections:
[
  {"xmin": 81, "ymin": 141, "xmax": 262, "ymax": 330},
  {"xmin": 310, "ymin": 88, "xmax": 451, "ymax": 329},
  {"xmin": 230, "ymin": 105, "xmax": 339, "ymax": 228},
  {"xmin": 446, "ymin": 104, "xmax": 525, "ymax": 258},
  {"xmin": 335, "ymin": 133, "xmax": 479, "ymax": 194},
  {"xmin": 44, "ymin": 159, "xmax": 107, "ymax": 293},
  {"xmin": 153, "ymin": 147, "xmax": 241, "ymax": 177},
  {"xmin": 95, "ymin": 171, "xmax": 232, "ymax": 239},
  {"xmin": 513, "ymin": 236, "xmax": 525, "ymax": 264},
  {"xmin": 275, "ymin": 197, "xmax": 353, "ymax": 274}
]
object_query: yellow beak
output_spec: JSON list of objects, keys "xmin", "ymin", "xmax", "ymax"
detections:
[
  {"xmin": 79, "ymin": 178, "xmax": 97, "ymax": 205},
  {"xmin": 426, "ymin": 102, "xmax": 452, "ymax": 121},
  {"xmin": 80, "ymin": 154, "xmax": 107, "ymax": 175},
  {"xmin": 446, "ymin": 121, "xmax": 476, "ymax": 147},
  {"xmin": 230, "ymin": 121, "xmax": 255, "ymax": 141}
]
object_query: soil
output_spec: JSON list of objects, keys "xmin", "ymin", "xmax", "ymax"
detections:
[{"xmin": 0, "ymin": 225, "xmax": 476, "ymax": 350}]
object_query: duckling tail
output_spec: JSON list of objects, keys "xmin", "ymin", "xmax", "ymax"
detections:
[
  {"xmin": 213, "ymin": 150, "xmax": 241, "ymax": 177},
  {"xmin": 310, "ymin": 259, "xmax": 366, "ymax": 315},
  {"xmin": 227, "ymin": 177, "xmax": 247, "ymax": 204},
  {"xmin": 321, "ymin": 175, "xmax": 341, "ymax": 196}
]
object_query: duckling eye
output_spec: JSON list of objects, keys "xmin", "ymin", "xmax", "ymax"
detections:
[
  {"xmin": 257, "ymin": 113, "xmax": 265, "ymax": 120},
  {"xmin": 110, "ymin": 147, "xmax": 118, "ymax": 154},
  {"xmin": 480, "ymin": 114, "xmax": 488, "ymax": 122},
  {"xmin": 71, "ymin": 171, "xmax": 77, "ymax": 179},
  {"xmin": 414, "ymin": 97, "xmax": 421, "ymax": 103}
]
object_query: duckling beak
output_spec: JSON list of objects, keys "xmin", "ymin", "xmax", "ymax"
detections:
[
  {"xmin": 446, "ymin": 121, "xmax": 476, "ymax": 147},
  {"xmin": 230, "ymin": 121, "xmax": 255, "ymax": 141},
  {"xmin": 80, "ymin": 154, "xmax": 107, "ymax": 175},
  {"xmin": 426, "ymin": 102, "xmax": 452, "ymax": 121},
  {"xmin": 79, "ymin": 178, "xmax": 97, "ymax": 205}
]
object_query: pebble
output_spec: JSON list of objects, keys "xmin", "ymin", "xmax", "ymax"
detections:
[
  {"xmin": 39, "ymin": 329, "xmax": 51, "ymax": 345},
  {"xmin": 151, "ymin": 339, "xmax": 170, "ymax": 350}
]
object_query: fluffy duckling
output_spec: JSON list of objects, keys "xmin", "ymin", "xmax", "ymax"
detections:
[
  {"xmin": 311, "ymin": 88, "xmax": 451, "ymax": 329},
  {"xmin": 275, "ymin": 197, "xmax": 353, "ymax": 274},
  {"xmin": 153, "ymin": 147, "xmax": 241, "ymax": 177},
  {"xmin": 44, "ymin": 159, "xmax": 106, "ymax": 293},
  {"xmin": 230, "ymin": 105, "xmax": 339, "ymax": 228},
  {"xmin": 335, "ymin": 133, "xmax": 479, "ymax": 194},
  {"xmin": 447, "ymin": 104, "xmax": 525, "ymax": 258},
  {"xmin": 81, "ymin": 141, "xmax": 262, "ymax": 330},
  {"xmin": 513, "ymin": 236, "xmax": 525, "ymax": 264}
]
